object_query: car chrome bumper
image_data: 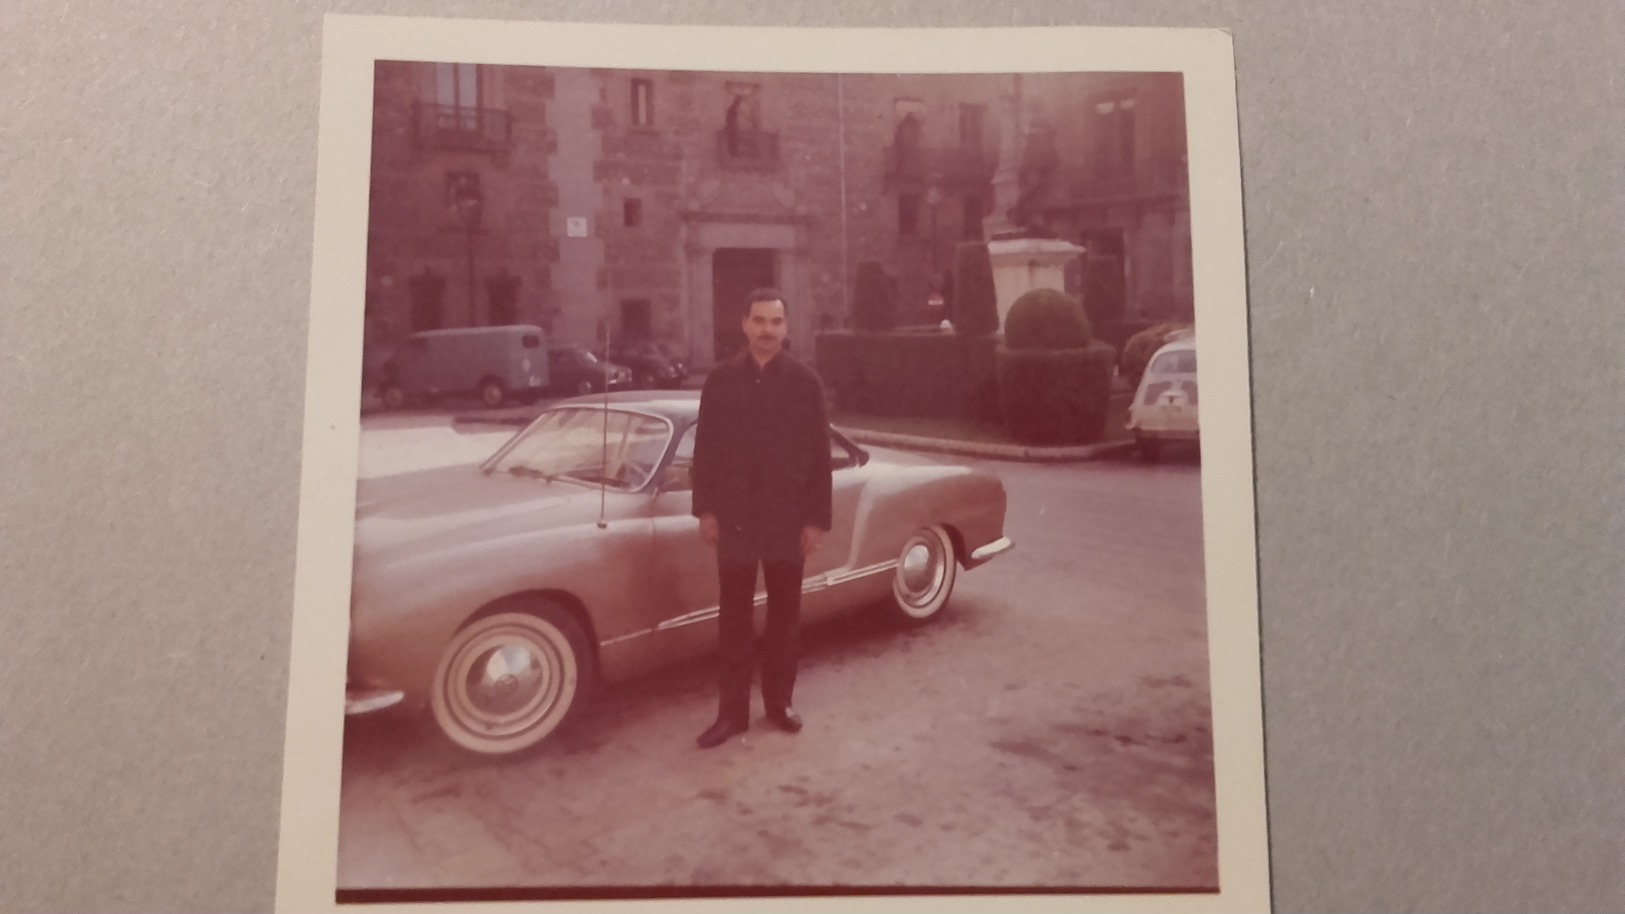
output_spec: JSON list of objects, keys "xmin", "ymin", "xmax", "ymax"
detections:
[
  {"xmin": 345, "ymin": 688, "xmax": 406, "ymax": 716},
  {"xmin": 966, "ymin": 536, "xmax": 1014, "ymax": 568}
]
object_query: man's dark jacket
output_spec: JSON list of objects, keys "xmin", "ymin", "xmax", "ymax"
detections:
[{"xmin": 691, "ymin": 350, "xmax": 833, "ymax": 539}]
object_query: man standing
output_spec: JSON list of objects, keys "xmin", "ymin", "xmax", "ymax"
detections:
[{"xmin": 691, "ymin": 288, "xmax": 833, "ymax": 749}]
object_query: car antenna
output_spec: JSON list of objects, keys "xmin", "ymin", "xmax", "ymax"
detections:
[{"xmin": 597, "ymin": 322, "xmax": 610, "ymax": 529}]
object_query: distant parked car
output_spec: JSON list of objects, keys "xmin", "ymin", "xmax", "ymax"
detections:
[
  {"xmin": 378, "ymin": 325, "xmax": 550, "ymax": 409},
  {"xmin": 607, "ymin": 340, "xmax": 689, "ymax": 389},
  {"xmin": 548, "ymin": 345, "xmax": 633, "ymax": 396},
  {"xmin": 1125, "ymin": 329, "xmax": 1198, "ymax": 461}
]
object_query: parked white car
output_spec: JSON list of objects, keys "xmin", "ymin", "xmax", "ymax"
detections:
[{"xmin": 1125, "ymin": 330, "xmax": 1198, "ymax": 460}]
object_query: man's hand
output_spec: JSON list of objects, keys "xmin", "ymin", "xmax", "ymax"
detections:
[
  {"xmin": 801, "ymin": 526, "xmax": 824, "ymax": 557},
  {"xmin": 699, "ymin": 513, "xmax": 720, "ymax": 547}
]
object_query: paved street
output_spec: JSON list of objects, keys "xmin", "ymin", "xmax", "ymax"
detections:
[{"xmin": 337, "ymin": 413, "xmax": 1214, "ymax": 894}]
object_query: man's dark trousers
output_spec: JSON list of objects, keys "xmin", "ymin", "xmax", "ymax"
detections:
[{"xmin": 715, "ymin": 558, "xmax": 802, "ymax": 725}]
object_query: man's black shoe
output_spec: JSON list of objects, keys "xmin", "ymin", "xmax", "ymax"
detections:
[
  {"xmin": 765, "ymin": 707, "xmax": 804, "ymax": 733},
  {"xmin": 697, "ymin": 718, "xmax": 748, "ymax": 749}
]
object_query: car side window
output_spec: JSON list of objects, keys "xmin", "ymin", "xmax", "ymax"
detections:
[
  {"xmin": 660, "ymin": 424, "xmax": 698, "ymax": 492},
  {"xmin": 674, "ymin": 424, "xmax": 696, "ymax": 465},
  {"xmin": 1150, "ymin": 350, "xmax": 1196, "ymax": 375}
]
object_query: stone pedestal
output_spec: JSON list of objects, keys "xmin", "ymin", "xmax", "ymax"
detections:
[{"xmin": 987, "ymin": 236, "xmax": 1085, "ymax": 331}]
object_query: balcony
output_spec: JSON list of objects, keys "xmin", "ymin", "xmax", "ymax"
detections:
[
  {"xmin": 414, "ymin": 102, "xmax": 512, "ymax": 153},
  {"xmin": 715, "ymin": 129, "xmax": 781, "ymax": 171},
  {"xmin": 883, "ymin": 144, "xmax": 997, "ymax": 188}
]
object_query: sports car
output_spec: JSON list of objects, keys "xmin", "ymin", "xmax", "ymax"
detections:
[{"xmin": 345, "ymin": 391, "xmax": 1012, "ymax": 756}]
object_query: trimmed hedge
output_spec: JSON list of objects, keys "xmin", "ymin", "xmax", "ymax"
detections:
[
  {"xmin": 1120, "ymin": 321, "xmax": 1194, "ymax": 389},
  {"xmin": 815, "ymin": 330, "xmax": 1000, "ymax": 421},
  {"xmin": 995, "ymin": 341, "xmax": 1117, "ymax": 444},
  {"xmin": 950, "ymin": 241, "xmax": 999, "ymax": 336},
  {"xmin": 1003, "ymin": 287, "xmax": 1092, "ymax": 350}
]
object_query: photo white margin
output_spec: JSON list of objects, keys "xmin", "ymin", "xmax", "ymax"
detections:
[{"xmin": 277, "ymin": 14, "xmax": 1268, "ymax": 914}]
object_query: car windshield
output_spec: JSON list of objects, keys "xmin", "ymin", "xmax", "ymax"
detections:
[
  {"xmin": 1150, "ymin": 349, "xmax": 1197, "ymax": 375},
  {"xmin": 484, "ymin": 407, "xmax": 672, "ymax": 490}
]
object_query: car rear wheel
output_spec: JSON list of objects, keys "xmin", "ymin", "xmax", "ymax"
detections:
[
  {"xmin": 575, "ymin": 379, "xmax": 594, "ymax": 396},
  {"xmin": 884, "ymin": 525, "xmax": 958, "ymax": 624},
  {"xmin": 479, "ymin": 377, "xmax": 507, "ymax": 408},
  {"xmin": 380, "ymin": 384, "xmax": 406, "ymax": 410},
  {"xmin": 429, "ymin": 604, "xmax": 594, "ymax": 756}
]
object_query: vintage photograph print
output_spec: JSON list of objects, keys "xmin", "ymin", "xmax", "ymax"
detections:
[{"xmin": 278, "ymin": 16, "xmax": 1267, "ymax": 913}]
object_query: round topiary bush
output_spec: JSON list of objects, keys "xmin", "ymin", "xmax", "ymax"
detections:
[
  {"xmin": 1120, "ymin": 322, "xmax": 1193, "ymax": 388},
  {"xmin": 995, "ymin": 341, "xmax": 1117, "ymax": 444},
  {"xmin": 1003, "ymin": 287, "xmax": 1092, "ymax": 350}
]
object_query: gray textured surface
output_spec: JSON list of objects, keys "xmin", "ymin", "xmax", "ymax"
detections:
[{"xmin": 2, "ymin": 2, "xmax": 1621, "ymax": 912}]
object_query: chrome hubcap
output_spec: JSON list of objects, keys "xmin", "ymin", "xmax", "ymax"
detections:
[
  {"xmin": 446, "ymin": 626, "xmax": 568, "ymax": 737},
  {"xmin": 902, "ymin": 543, "xmax": 935, "ymax": 592},
  {"xmin": 896, "ymin": 534, "xmax": 946, "ymax": 610},
  {"xmin": 465, "ymin": 644, "xmax": 546, "ymax": 717}
]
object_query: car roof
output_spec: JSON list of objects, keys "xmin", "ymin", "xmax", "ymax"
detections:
[
  {"xmin": 1153, "ymin": 335, "xmax": 1196, "ymax": 355},
  {"xmin": 545, "ymin": 390, "xmax": 701, "ymax": 423}
]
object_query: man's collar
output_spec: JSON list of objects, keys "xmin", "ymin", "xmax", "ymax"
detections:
[{"xmin": 741, "ymin": 348, "xmax": 787, "ymax": 373}]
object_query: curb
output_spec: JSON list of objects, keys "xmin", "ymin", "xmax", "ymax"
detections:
[
  {"xmin": 451, "ymin": 410, "xmax": 535, "ymax": 428},
  {"xmin": 842, "ymin": 428, "xmax": 1136, "ymax": 463}
]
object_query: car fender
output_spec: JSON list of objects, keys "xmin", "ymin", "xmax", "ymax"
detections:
[
  {"xmin": 845, "ymin": 464, "xmax": 1007, "ymax": 571},
  {"xmin": 348, "ymin": 515, "xmax": 657, "ymax": 704}
]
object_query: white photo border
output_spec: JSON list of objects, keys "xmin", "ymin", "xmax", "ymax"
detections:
[{"xmin": 277, "ymin": 14, "xmax": 1266, "ymax": 913}]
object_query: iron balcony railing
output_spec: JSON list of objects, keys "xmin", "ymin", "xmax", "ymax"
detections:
[{"xmin": 414, "ymin": 102, "xmax": 513, "ymax": 152}]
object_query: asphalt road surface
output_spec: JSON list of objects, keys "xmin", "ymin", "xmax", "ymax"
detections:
[{"xmin": 337, "ymin": 415, "xmax": 1214, "ymax": 895}]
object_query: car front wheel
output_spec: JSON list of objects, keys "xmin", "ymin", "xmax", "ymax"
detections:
[
  {"xmin": 429, "ymin": 603, "xmax": 594, "ymax": 756},
  {"xmin": 884, "ymin": 525, "xmax": 958, "ymax": 624}
]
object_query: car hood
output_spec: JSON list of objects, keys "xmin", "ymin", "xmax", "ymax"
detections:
[{"xmin": 354, "ymin": 463, "xmax": 624, "ymax": 566}]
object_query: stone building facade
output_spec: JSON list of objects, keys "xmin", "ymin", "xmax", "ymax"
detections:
[{"xmin": 362, "ymin": 63, "xmax": 1192, "ymax": 371}]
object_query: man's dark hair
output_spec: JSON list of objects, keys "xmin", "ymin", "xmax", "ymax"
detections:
[{"xmin": 743, "ymin": 287, "xmax": 786, "ymax": 317}]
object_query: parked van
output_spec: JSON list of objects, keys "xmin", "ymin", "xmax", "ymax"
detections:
[
  {"xmin": 378, "ymin": 325, "xmax": 550, "ymax": 409},
  {"xmin": 1125, "ymin": 329, "xmax": 1198, "ymax": 461}
]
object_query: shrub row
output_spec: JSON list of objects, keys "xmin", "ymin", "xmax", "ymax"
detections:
[{"xmin": 814, "ymin": 331, "xmax": 1000, "ymax": 422}]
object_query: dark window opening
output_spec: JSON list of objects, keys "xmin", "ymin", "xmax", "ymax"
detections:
[
  {"xmin": 898, "ymin": 194, "xmax": 921, "ymax": 236},
  {"xmin": 1090, "ymin": 93, "xmax": 1137, "ymax": 184},
  {"xmin": 631, "ymin": 79, "xmax": 654, "ymax": 127},
  {"xmin": 623, "ymin": 198, "xmax": 643, "ymax": 228},
  {"xmin": 959, "ymin": 103, "xmax": 985, "ymax": 149},
  {"xmin": 445, "ymin": 171, "xmax": 483, "ymax": 229}
]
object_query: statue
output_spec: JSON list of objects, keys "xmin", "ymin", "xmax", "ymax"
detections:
[{"xmin": 1007, "ymin": 118, "xmax": 1060, "ymax": 237}]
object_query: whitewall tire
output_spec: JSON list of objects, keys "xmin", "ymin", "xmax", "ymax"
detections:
[
  {"xmin": 429, "ymin": 604, "xmax": 593, "ymax": 756},
  {"xmin": 885, "ymin": 525, "xmax": 958, "ymax": 624}
]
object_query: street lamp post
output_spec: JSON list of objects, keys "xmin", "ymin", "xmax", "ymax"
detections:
[
  {"xmin": 450, "ymin": 181, "xmax": 483, "ymax": 326},
  {"xmin": 926, "ymin": 185, "xmax": 942, "ymax": 274}
]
